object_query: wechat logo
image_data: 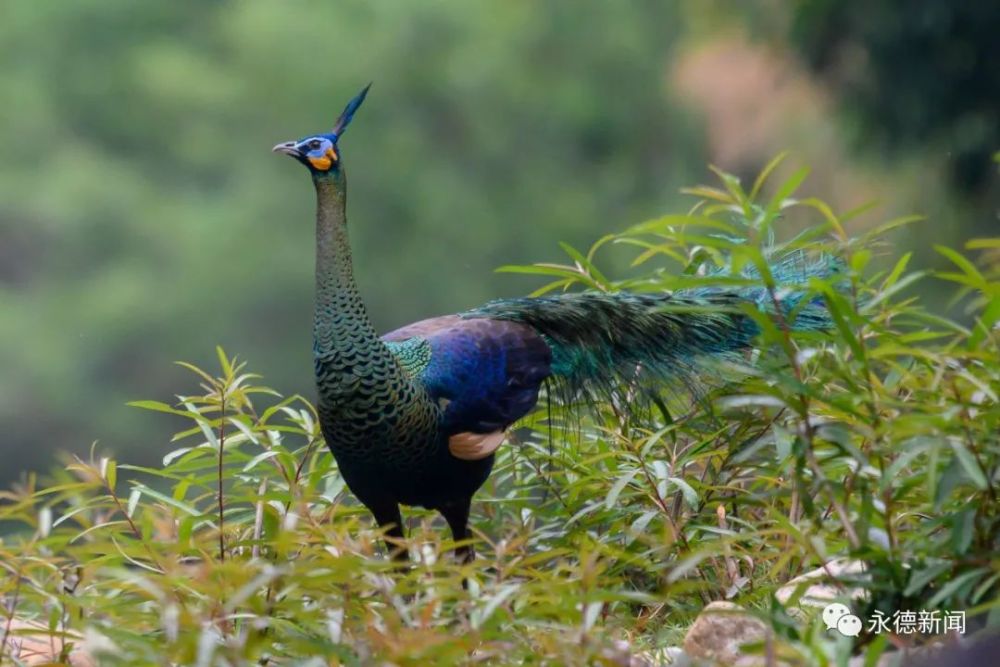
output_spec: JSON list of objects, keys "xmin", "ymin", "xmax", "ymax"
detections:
[{"xmin": 823, "ymin": 602, "xmax": 863, "ymax": 637}]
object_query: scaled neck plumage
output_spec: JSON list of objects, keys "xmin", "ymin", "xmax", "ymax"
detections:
[
  {"xmin": 311, "ymin": 169, "xmax": 382, "ymax": 363},
  {"xmin": 309, "ymin": 165, "xmax": 434, "ymax": 455}
]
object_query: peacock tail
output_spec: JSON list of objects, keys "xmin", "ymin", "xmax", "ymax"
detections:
[{"xmin": 463, "ymin": 250, "xmax": 840, "ymax": 407}]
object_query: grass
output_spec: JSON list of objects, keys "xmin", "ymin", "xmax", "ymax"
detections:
[{"xmin": 1, "ymin": 161, "xmax": 998, "ymax": 665}]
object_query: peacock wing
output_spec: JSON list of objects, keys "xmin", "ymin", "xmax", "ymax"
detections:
[{"xmin": 383, "ymin": 315, "xmax": 552, "ymax": 460}]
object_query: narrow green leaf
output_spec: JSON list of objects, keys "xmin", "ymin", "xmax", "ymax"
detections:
[
  {"xmin": 926, "ymin": 568, "xmax": 988, "ymax": 610},
  {"xmin": 606, "ymin": 469, "xmax": 640, "ymax": 509},
  {"xmin": 216, "ymin": 346, "xmax": 234, "ymax": 379},
  {"xmin": 126, "ymin": 400, "xmax": 190, "ymax": 418},
  {"xmin": 668, "ymin": 477, "xmax": 698, "ymax": 508},
  {"xmin": 949, "ymin": 441, "xmax": 988, "ymax": 490},
  {"xmin": 471, "ymin": 583, "xmax": 520, "ymax": 629},
  {"xmin": 763, "ymin": 166, "xmax": 810, "ymax": 228},
  {"xmin": 749, "ymin": 151, "xmax": 788, "ymax": 202},
  {"xmin": 966, "ymin": 238, "xmax": 1000, "ymax": 250}
]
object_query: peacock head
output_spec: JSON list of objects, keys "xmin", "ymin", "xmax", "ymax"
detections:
[{"xmin": 272, "ymin": 83, "xmax": 371, "ymax": 174}]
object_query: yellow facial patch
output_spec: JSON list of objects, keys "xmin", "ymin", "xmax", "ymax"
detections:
[
  {"xmin": 307, "ymin": 146, "xmax": 338, "ymax": 172},
  {"xmin": 308, "ymin": 155, "xmax": 332, "ymax": 171}
]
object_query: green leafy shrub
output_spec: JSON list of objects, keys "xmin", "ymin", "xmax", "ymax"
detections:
[{"xmin": 2, "ymin": 162, "xmax": 997, "ymax": 665}]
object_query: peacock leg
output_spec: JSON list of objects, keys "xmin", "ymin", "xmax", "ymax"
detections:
[
  {"xmin": 370, "ymin": 501, "xmax": 408, "ymax": 562},
  {"xmin": 440, "ymin": 498, "xmax": 475, "ymax": 565}
]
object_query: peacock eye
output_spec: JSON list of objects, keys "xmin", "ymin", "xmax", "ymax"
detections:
[{"xmin": 308, "ymin": 139, "xmax": 322, "ymax": 150}]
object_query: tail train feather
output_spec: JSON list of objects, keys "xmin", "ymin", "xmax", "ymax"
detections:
[{"xmin": 464, "ymin": 251, "xmax": 840, "ymax": 404}]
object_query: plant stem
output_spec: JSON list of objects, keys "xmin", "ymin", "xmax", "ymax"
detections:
[
  {"xmin": 252, "ymin": 478, "xmax": 267, "ymax": 560},
  {"xmin": 218, "ymin": 386, "xmax": 226, "ymax": 563},
  {"xmin": 0, "ymin": 564, "xmax": 23, "ymax": 664}
]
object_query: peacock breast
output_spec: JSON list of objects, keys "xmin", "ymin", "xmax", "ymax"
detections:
[{"xmin": 315, "ymin": 371, "xmax": 442, "ymax": 469}]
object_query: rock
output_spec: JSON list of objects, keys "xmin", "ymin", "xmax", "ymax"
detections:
[
  {"xmin": 682, "ymin": 601, "xmax": 769, "ymax": 666},
  {"xmin": 847, "ymin": 651, "xmax": 900, "ymax": 667},
  {"xmin": 634, "ymin": 645, "xmax": 691, "ymax": 666},
  {"xmin": 605, "ymin": 640, "xmax": 690, "ymax": 666},
  {"xmin": 1, "ymin": 618, "xmax": 95, "ymax": 666},
  {"xmin": 775, "ymin": 559, "xmax": 866, "ymax": 608},
  {"xmin": 852, "ymin": 636, "xmax": 997, "ymax": 667}
]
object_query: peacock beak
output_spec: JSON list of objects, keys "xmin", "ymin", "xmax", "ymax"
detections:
[{"xmin": 272, "ymin": 141, "xmax": 301, "ymax": 158}]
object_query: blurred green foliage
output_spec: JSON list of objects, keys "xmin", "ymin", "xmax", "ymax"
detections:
[
  {"xmin": 789, "ymin": 1, "xmax": 999, "ymax": 197},
  {"xmin": 2, "ymin": 170, "xmax": 997, "ymax": 664}
]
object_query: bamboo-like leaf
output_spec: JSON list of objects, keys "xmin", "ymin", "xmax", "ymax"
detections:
[
  {"xmin": 949, "ymin": 440, "xmax": 988, "ymax": 490},
  {"xmin": 605, "ymin": 469, "xmax": 640, "ymax": 509},
  {"xmin": 130, "ymin": 484, "xmax": 203, "ymax": 517},
  {"xmin": 471, "ymin": 583, "xmax": 520, "ymax": 629},
  {"xmin": 216, "ymin": 346, "xmax": 234, "ymax": 380},
  {"xmin": 175, "ymin": 361, "xmax": 218, "ymax": 386},
  {"xmin": 935, "ymin": 245, "xmax": 987, "ymax": 290},
  {"xmin": 966, "ymin": 238, "xmax": 1000, "ymax": 250},
  {"xmin": 710, "ymin": 165, "xmax": 751, "ymax": 218},
  {"xmin": 668, "ymin": 477, "xmax": 698, "ymax": 508},
  {"xmin": 680, "ymin": 185, "xmax": 735, "ymax": 204},
  {"xmin": 763, "ymin": 166, "xmax": 809, "ymax": 229},
  {"xmin": 126, "ymin": 400, "xmax": 191, "ymax": 418},
  {"xmin": 749, "ymin": 151, "xmax": 789, "ymax": 202}
]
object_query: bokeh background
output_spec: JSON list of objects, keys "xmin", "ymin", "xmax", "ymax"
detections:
[{"xmin": 1, "ymin": 1, "xmax": 996, "ymax": 486}]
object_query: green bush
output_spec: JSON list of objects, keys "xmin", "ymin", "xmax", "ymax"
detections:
[{"xmin": 2, "ymin": 163, "xmax": 997, "ymax": 665}]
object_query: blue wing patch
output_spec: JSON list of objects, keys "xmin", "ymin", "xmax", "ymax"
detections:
[{"xmin": 383, "ymin": 315, "xmax": 552, "ymax": 434}]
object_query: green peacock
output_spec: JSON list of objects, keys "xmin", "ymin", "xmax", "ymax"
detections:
[{"xmin": 272, "ymin": 85, "xmax": 836, "ymax": 563}]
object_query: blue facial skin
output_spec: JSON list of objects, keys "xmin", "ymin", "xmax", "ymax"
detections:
[
  {"xmin": 297, "ymin": 135, "xmax": 338, "ymax": 164},
  {"xmin": 273, "ymin": 134, "xmax": 339, "ymax": 172}
]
